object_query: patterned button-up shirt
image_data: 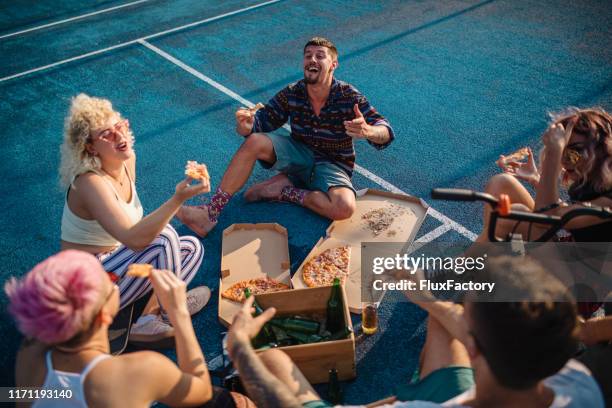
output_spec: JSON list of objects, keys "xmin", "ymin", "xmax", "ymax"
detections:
[{"xmin": 252, "ymin": 78, "xmax": 395, "ymax": 175}]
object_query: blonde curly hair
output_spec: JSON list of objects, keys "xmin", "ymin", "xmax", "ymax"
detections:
[{"xmin": 59, "ymin": 94, "xmax": 133, "ymax": 189}]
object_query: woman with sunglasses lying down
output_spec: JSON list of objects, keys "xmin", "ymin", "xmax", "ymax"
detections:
[
  {"xmin": 479, "ymin": 107, "xmax": 612, "ymax": 243},
  {"xmin": 59, "ymin": 94, "xmax": 210, "ymax": 344}
]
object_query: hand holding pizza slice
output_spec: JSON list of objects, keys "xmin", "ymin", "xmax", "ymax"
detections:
[
  {"xmin": 497, "ymin": 147, "xmax": 540, "ymax": 186},
  {"xmin": 185, "ymin": 161, "xmax": 210, "ymax": 182},
  {"xmin": 497, "ymin": 147, "xmax": 530, "ymax": 169}
]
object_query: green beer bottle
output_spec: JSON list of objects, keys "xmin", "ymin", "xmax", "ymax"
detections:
[
  {"xmin": 326, "ymin": 278, "xmax": 344, "ymax": 334},
  {"xmin": 270, "ymin": 325, "xmax": 296, "ymax": 346},
  {"xmin": 328, "ymin": 368, "xmax": 343, "ymax": 404},
  {"xmin": 270, "ymin": 317, "xmax": 320, "ymax": 334},
  {"xmin": 285, "ymin": 330, "xmax": 324, "ymax": 344},
  {"xmin": 244, "ymin": 288, "xmax": 274, "ymax": 347},
  {"xmin": 328, "ymin": 327, "xmax": 352, "ymax": 341}
]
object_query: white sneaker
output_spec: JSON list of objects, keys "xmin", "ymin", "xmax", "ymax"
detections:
[
  {"xmin": 129, "ymin": 314, "xmax": 174, "ymax": 344},
  {"xmin": 186, "ymin": 286, "xmax": 211, "ymax": 316}
]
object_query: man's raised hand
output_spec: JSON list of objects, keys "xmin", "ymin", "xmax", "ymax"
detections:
[
  {"xmin": 235, "ymin": 108, "xmax": 255, "ymax": 136},
  {"xmin": 344, "ymin": 103, "xmax": 372, "ymax": 139},
  {"xmin": 227, "ymin": 296, "xmax": 276, "ymax": 353}
]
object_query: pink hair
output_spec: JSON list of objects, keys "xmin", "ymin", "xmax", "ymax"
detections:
[{"xmin": 4, "ymin": 250, "xmax": 105, "ymax": 345}]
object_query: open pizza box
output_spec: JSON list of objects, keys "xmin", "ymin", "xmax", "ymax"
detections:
[
  {"xmin": 254, "ymin": 285, "xmax": 356, "ymax": 384},
  {"xmin": 292, "ymin": 189, "xmax": 429, "ymax": 313},
  {"xmin": 218, "ymin": 223, "xmax": 291, "ymax": 327}
]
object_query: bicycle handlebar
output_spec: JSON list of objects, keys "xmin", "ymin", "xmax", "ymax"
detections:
[
  {"xmin": 430, "ymin": 188, "xmax": 612, "ymax": 242},
  {"xmin": 430, "ymin": 188, "xmax": 498, "ymax": 205}
]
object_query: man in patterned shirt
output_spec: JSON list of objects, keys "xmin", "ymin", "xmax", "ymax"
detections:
[{"xmin": 177, "ymin": 37, "xmax": 395, "ymax": 237}]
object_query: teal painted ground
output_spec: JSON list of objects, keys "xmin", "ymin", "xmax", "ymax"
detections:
[{"xmin": 1, "ymin": 0, "xmax": 610, "ymax": 403}]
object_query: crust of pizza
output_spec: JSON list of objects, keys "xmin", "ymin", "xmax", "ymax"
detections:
[
  {"xmin": 127, "ymin": 263, "xmax": 153, "ymax": 278},
  {"xmin": 221, "ymin": 277, "xmax": 290, "ymax": 303},
  {"xmin": 504, "ymin": 147, "xmax": 529, "ymax": 163},
  {"xmin": 302, "ymin": 246, "xmax": 351, "ymax": 288},
  {"xmin": 185, "ymin": 161, "xmax": 210, "ymax": 182}
]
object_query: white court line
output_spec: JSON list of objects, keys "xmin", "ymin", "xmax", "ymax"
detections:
[
  {"xmin": 415, "ymin": 223, "xmax": 454, "ymax": 243},
  {"xmin": 0, "ymin": 42, "xmax": 140, "ymax": 82},
  {"xmin": 0, "ymin": 0, "xmax": 151, "ymax": 40},
  {"xmin": 139, "ymin": 39, "xmax": 478, "ymax": 242},
  {"xmin": 138, "ymin": 39, "xmax": 252, "ymax": 106},
  {"xmin": 0, "ymin": 0, "xmax": 283, "ymax": 82}
]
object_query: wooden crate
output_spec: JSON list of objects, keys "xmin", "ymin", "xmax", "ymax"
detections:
[
  {"xmin": 254, "ymin": 285, "xmax": 356, "ymax": 384},
  {"xmin": 292, "ymin": 189, "xmax": 428, "ymax": 313},
  {"xmin": 219, "ymin": 223, "xmax": 291, "ymax": 327}
]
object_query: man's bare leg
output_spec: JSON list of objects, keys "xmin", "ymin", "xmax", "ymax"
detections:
[
  {"xmin": 419, "ymin": 316, "xmax": 471, "ymax": 379},
  {"xmin": 303, "ymin": 186, "xmax": 356, "ymax": 220},
  {"xmin": 176, "ymin": 133, "xmax": 277, "ymax": 236},
  {"xmin": 218, "ymin": 133, "xmax": 277, "ymax": 193},
  {"xmin": 244, "ymin": 173, "xmax": 294, "ymax": 202},
  {"xmin": 258, "ymin": 349, "xmax": 321, "ymax": 404}
]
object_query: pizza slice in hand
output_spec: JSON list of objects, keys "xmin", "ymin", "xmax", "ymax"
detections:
[
  {"xmin": 497, "ymin": 147, "xmax": 529, "ymax": 169},
  {"xmin": 127, "ymin": 263, "xmax": 153, "ymax": 278},
  {"xmin": 185, "ymin": 161, "xmax": 210, "ymax": 182}
]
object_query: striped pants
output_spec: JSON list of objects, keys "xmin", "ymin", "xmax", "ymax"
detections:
[{"xmin": 98, "ymin": 225, "xmax": 203, "ymax": 309}]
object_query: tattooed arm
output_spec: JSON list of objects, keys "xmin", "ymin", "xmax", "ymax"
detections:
[
  {"xmin": 229, "ymin": 336, "xmax": 301, "ymax": 407},
  {"xmin": 227, "ymin": 297, "xmax": 302, "ymax": 408}
]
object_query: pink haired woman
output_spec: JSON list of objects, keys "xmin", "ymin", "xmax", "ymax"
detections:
[{"xmin": 6, "ymin": 250, "xmax": 214, "ymax": 407}]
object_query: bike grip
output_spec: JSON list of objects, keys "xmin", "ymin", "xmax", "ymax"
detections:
[{"xmin": 431, "ymin": 188, "xmax": 477, "ymax": 201}]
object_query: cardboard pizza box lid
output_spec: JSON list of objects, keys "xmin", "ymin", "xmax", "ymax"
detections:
[
  {"xmin": 292, "ymin": 189, "xmax": 428, "ymax": 313},
  {"xmin": 218, "ymin": 223, "xmax": 291, "ymax": 327}
]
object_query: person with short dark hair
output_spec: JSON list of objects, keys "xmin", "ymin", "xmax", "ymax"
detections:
[
  {"xmin": 177, "ymin": 36, "xmax": 394, "ymax": 236},
  {"xmin": 225, "ymin": 256, "xmax": 604, "ymax": 407}
]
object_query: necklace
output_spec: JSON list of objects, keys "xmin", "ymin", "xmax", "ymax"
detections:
[{"xmin": 102, "ymin": 168, "xmax": 125, "ymax": 187}]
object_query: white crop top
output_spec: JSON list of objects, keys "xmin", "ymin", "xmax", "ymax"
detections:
[{"xmin": 61, "ymin": 166, "xmax": 143, "ymax": 247}]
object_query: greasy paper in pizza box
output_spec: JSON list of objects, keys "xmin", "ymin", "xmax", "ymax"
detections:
[
  {"xmin": 292, "ymin": 189, "xmax": 428, "ymax": 313},
  {"xmin": 254, "ymin": 285, "xmax": 355, "ymax": 384},
  {"xmin": 327, "ymin": 188, "xmax": 429, "ymax": 244},
  {"xmin": 218, "ymin": 223, "xmax": 291, "ymax": 327}
]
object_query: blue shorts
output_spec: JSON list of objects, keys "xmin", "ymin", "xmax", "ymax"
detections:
[
  {"xmin": 257, "ymin": 133, "xmax": 356, "ymax": 195},
  {"xmin": 396, "ymin": 365, "xmax": 475, "ymax": 403}
]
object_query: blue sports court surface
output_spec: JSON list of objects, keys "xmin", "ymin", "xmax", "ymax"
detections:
[{"xmin": 1, "ymin": 0, "xmax": 610, "ymax": 401}]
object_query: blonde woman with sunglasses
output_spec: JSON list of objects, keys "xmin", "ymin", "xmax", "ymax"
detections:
[
  {"xmin": 480, "ymin": 107, "xmax": 612, "ymax": 242},
  {"xmin": 59, "ymin": 94, "xmax": 211, "ymax": 344}
]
